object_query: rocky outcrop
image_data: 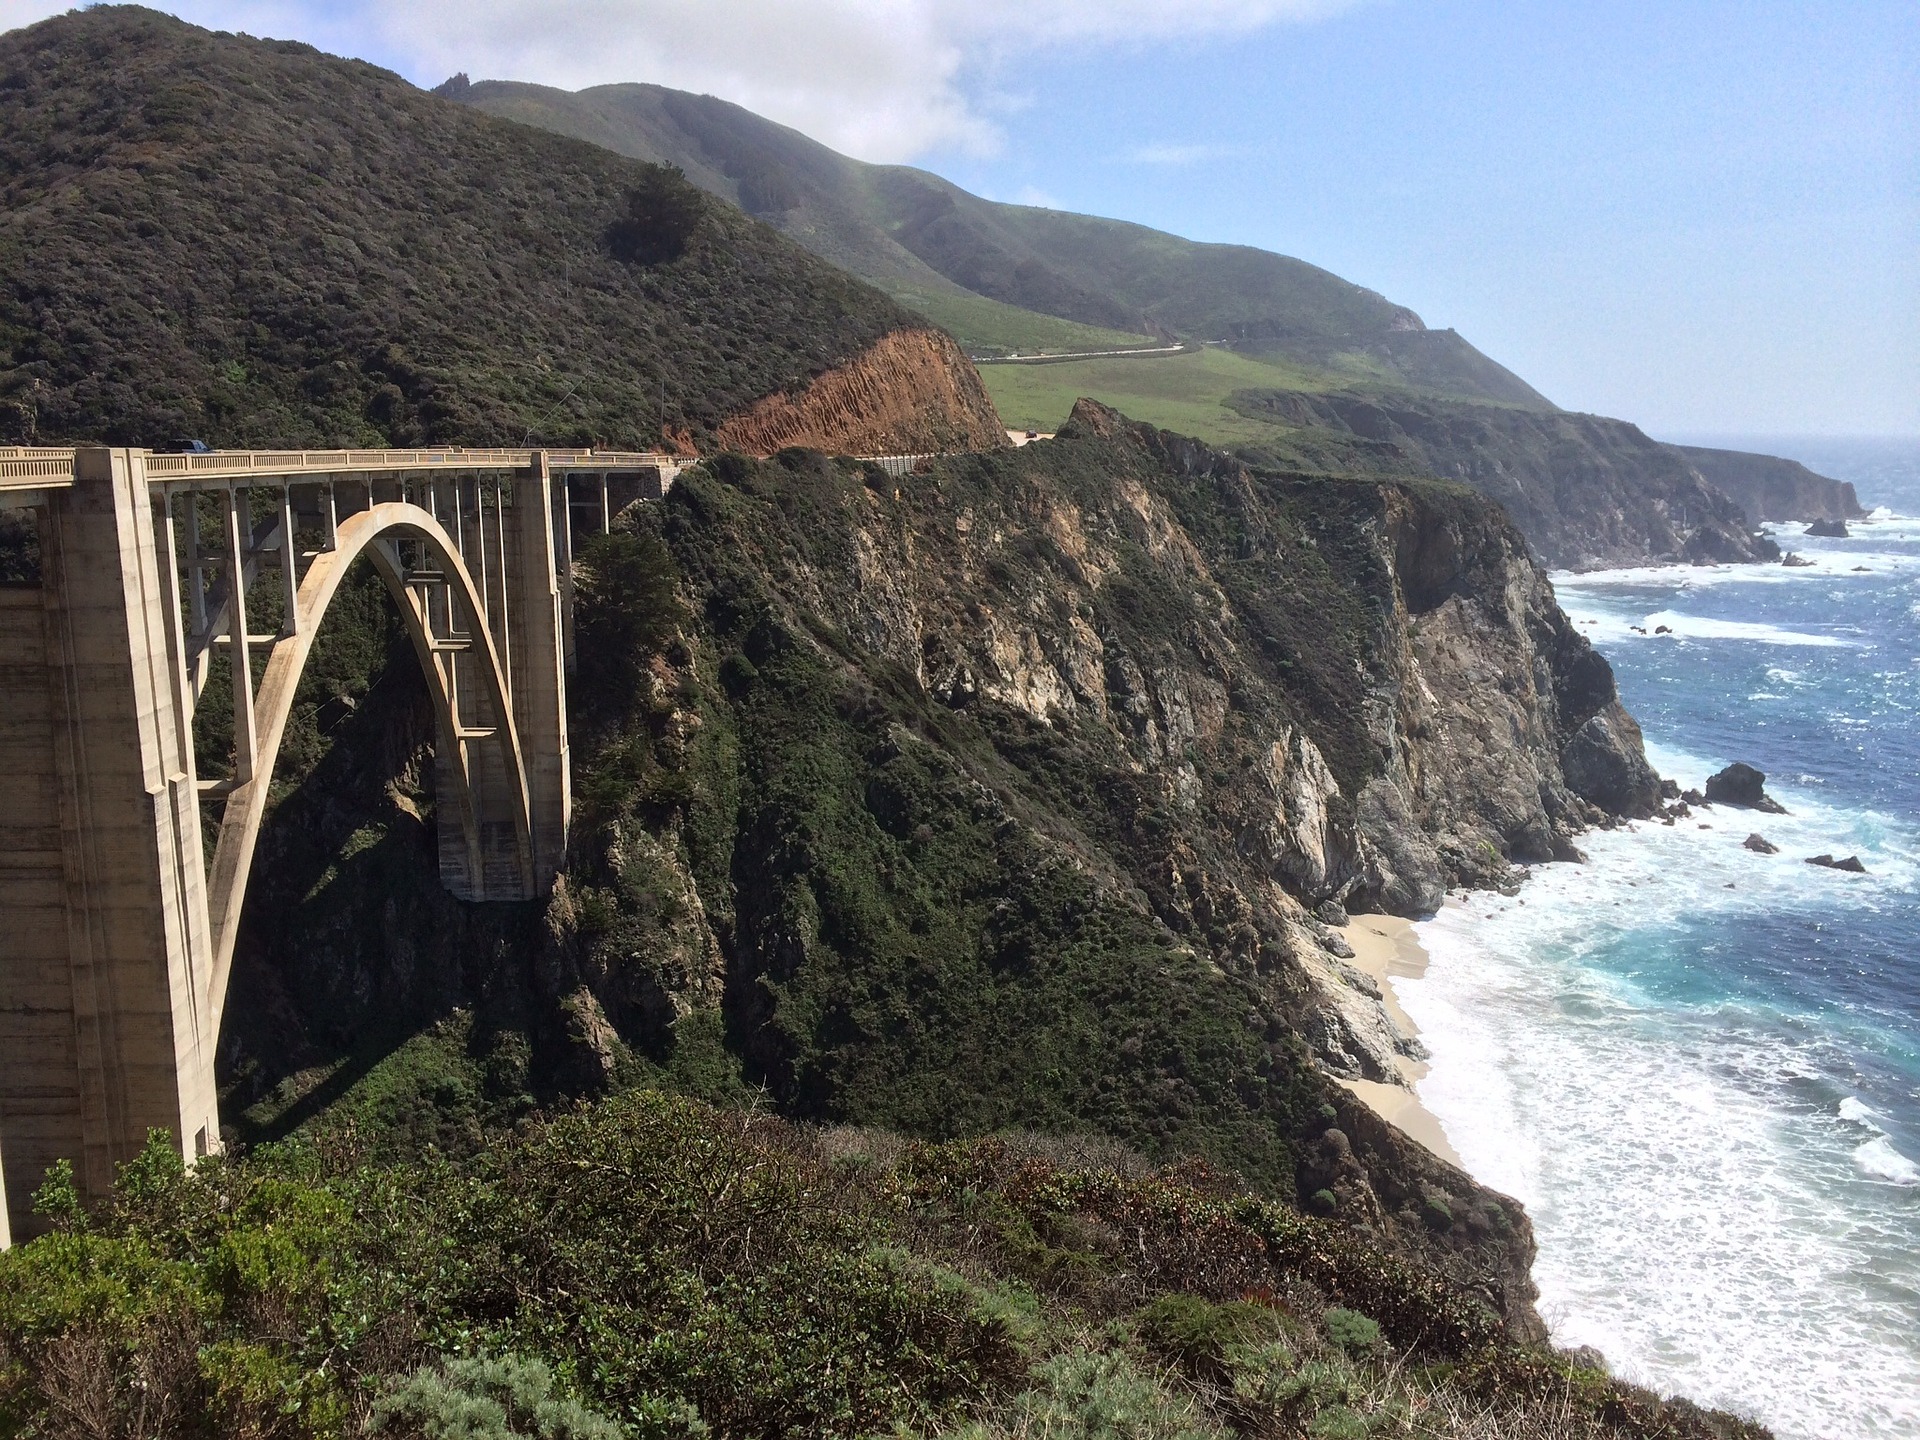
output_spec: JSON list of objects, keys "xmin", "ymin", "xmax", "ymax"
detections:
[
  {"xmin": 1705, "ymin": 761, "xmax": 1786, "ymax": 814},
  {"xmin": 842, "ymin": 397, "xmax": 1656, "ymax": 922},
  {"xmin": 1676, "ymin": 445, "xmax": 1865, "ymax": 523},
  {"xmin": 1227, "ymin": 389, "xmax": 1781, "ymax": 570},
  {"xmin": 716, "ymin": 328, "xmax": 1009, "ymax": 457},
  {"xmin": 1806, "ymin": 854, "xmax": 1866, "ymax": 874}
]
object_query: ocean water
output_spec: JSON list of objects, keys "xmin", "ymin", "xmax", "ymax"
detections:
[{"xmin": 1398, "ymin": 438, "xmax": 1920, "ymax": 1438}]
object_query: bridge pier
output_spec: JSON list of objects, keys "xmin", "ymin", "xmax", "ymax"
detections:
[{"xmin": 0, "ymin": 449, "xmax": 218, "ymax": 1241}]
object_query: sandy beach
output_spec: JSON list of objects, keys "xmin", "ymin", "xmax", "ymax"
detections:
[{"xmin": 1335, "ymin": 914, "xmax": 1465, "ymax": 1169}]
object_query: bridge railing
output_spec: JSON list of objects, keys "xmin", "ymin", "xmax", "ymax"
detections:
[{"xmin": 0, "ymin": 447, "xmax": 691, "ymax": 496}]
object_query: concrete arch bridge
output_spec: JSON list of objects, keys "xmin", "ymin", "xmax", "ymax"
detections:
[{"xmin": 0, "ymin": 445, "xmax": 685, "ymax": 1243}]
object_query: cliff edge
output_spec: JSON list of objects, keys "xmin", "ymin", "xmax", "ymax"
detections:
[{"xmin": 1676, "ymin": 444, "xmax": 1866, "ymax": 523}]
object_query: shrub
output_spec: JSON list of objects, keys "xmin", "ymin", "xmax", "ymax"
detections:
[
  {"xmin": 1136, "ymin": 1295, "xmax": 1277, "ymax": 1379},
  {"xmin": 1324, "ymin": 1307, "xmax": 1383, "ymax": 1358},
  {"xmin": 1306, "ymin": 1403, "xmax": 1370, "ymax": 1439},
  {"xmin": 1226, "ymin": 1339, "xmax": 1301, "ymax": 1406},
  {"xmin": 369, "ymin": 1353, "xmax": 642, "ymax": 1440},
  {"xmin": 30, "ymin": 1158, "xmax": 86, "ymax": 1233},
  {"xmin": 1006, "ymin": 1350, "xmax": 1221, "ymax": 1440}
]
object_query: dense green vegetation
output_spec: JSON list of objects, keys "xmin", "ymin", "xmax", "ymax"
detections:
[
  {"xmin": 0, "ymin": 1102, "xmax": 1765, "ymax": 1440},
  {"xmin": 451, "ymin": 81, "xmax": 1546, "ymax": 407},
  {"xmin": 0, "ymin": 8, "xmax": 917, "ymax": 449}
]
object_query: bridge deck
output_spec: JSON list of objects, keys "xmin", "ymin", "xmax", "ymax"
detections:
[{"xmin": 0, "ymin": 447, "xmax": 687, "ymax": 497}]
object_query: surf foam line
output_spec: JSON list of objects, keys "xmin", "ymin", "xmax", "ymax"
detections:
[{"xmin": 1398, "ymin": 774, "xmax": 1920, "ymax": 1439}]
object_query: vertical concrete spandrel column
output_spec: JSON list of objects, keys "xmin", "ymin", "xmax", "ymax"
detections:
[
  {"xmin": 508, "ymin": 455, "xmax": 571, "ymax": 887},
  {"xmin": 40, "ymin": 448, "xmax": 217, "ymax": 1210}
]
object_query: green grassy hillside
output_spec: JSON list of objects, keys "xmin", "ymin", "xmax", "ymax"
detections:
[
  {"xmin": 452, "ymin": 79, "xmax": 1547, "ymax": 406},
  {"xmin": 0, "ymin": 8, "xmax": 922, "ymax": 449},
  {"xmin": 883, "ymin": 283, "xmax": 1158, "ymax": 359},
  {"xmin": 981, "ymin": 346, "xmax": 1352, "ymax": 446}
]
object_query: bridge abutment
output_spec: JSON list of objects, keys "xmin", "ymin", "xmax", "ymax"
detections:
[{"xmin": 0, "ymin": 449, "xmax": 218, "ymax": 1241}]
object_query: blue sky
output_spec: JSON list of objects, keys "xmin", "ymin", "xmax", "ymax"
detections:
[
  {"xmin": 924, "ymin": 1, "xmax": 1919, "ymax": 437},
  {"xmin": 4, "ymin": 0, "xmax": 1913, "ymax": 435}
]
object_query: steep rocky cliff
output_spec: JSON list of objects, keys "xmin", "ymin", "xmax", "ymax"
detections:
[
  {"xmin": 1675, "ymin": 444, "xmax": 1866, "ymax": 523},
  {"xmin": 225, "ymin": 402, "xmax": 1661, "ymax": 1337},
  {"xmin": 1228, "ymin": 389, "xmax": 1781, "ymax": 571},
  {"xmin": 715, "ymin": 327, "xmax": 1008, "ymax": 456}
]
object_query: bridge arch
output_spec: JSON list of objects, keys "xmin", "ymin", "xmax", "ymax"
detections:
[
  {"xmin": 0, "ymin": 445, "xmax": 646, "ymax": 1238},
  {"xmin": 200, "ymin": 501, "xmax": 534, "ymax": 1037}
]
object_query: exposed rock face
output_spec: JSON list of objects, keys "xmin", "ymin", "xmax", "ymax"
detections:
[
  {"xmin": 716, "ymin": 328, "xmax": 1009, "ymax": 457},
  {"xmin": 1227, "ymin": 389, "xmax": 1781, "ymax": 571},
  {"xmin": 1560, "ymin": 705, "xmax": 1661, "ymax": 819},
  {"xmin": 1806, "ymin": 518, "xmax": 1850, "ymax": 538},
  {"xmin": 1676, "ymin": 445, "xmax": 1866, "ymax": 523}
]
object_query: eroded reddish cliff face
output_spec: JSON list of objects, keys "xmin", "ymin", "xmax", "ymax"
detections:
[{"xmin": 716, "ymin": 328, "xmax": 1009, "ymax": 457}]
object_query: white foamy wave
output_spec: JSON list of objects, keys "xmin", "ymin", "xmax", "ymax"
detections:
[
  {"xmin": 1405, "ymin": 879, "xmax": 1920, "ymax": 1437},
  {"xmin": 1558, "ymin": 610, "xmax": 1862, "ymax": 649},
  {"xmin": 1615, "ymin": 761, "xmax": 1920, "ymax": 899},
  {"xmin": 1640, "ymin": 610, "xmax": 1861, "ymax": 647},
  {"xmin": 1839, "ymin": 1097, "xmax": 1882, "ymax": 1128},
  {"xmin": 1855, "ymin": 1137, "xmax": 1920, "ymax": 1186},
  {"xmin": 1553, "ymin": 545, "xmax": 1917, "ymax": 594}
]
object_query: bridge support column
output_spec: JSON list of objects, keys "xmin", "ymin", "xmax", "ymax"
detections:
[
  {"xmin": 0, "ymin": 448, "xmax": 216, "ymax": 1240},
  {"xmin": 509, "ymin": 455, "xmax": 571, "ymax": 885}
]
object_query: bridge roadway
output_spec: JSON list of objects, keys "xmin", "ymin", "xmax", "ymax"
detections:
[{"xmin": 0, "ymin": 446, "xmax": 687, "ymax": 1244}]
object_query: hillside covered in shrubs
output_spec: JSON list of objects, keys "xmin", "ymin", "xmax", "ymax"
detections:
[
  {"xmin": 0, "ymin": 1096, "xmax": 1766, "ymax": 1440},
  {"xmin": 0, "ymin": 8, "xmax": 941, "ymax": 450}
]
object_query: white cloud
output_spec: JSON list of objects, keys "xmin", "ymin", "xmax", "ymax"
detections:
[{"xmin": 0, "ymin": 1, "xmax": 1362, "ymax": 161}]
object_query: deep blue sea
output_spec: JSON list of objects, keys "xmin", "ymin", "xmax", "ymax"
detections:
[{"xmin": 1399, "ymin": 437, "xmax": 1920, "ymax": 1438}]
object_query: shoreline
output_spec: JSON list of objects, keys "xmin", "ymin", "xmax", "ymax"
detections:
[{"xmin": 1335, "ymin": 913, "xmax": 1466, "ymax": 1170}]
